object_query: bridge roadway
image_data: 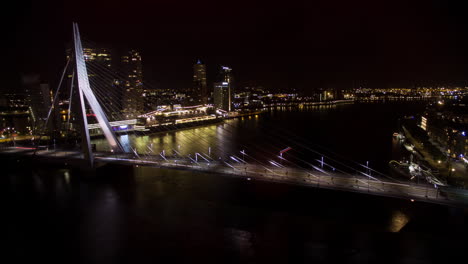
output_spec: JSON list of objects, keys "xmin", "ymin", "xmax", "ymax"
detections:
[{"xmin": 2, "ymin": 146, "xmax": 467, "ymax": 207}]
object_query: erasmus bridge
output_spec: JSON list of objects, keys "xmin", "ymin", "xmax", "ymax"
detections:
[{"xmin": 1, "ymin": 23, "xmax": 467, "ymax": 207}]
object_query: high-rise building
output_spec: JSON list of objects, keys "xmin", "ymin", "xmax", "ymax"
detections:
[
  {"xmin": 219, "ymin": 66, "xmax": 233, "ymax": 84},
  {"xmin": 66, "ymin": 47, "xmax": 113, "ymax": 71},
  {"xmin": 65, "ymin": 46, "xmax": 121, "ymax": 121},
  {"xmin": 193, "ymin": 59, "xmax": 207, "ymax": 105},
  {"xmin": 83, "ymin": 47, "xmax": 112, "ymax": 66},
  {"xmin": 0, "ymin": 90, "xmax": 36, "ymax": 135},
  {"xmin": 121, "ymin": 50, "xmax": 144, "ymax": 119},
  {"xmin": 214, "ymin": 82, "xmax": 231, "ymax": 111},
  {"xmin": 20, "ymin": 74, "xmax": 51, "ymax": 131},
  {"xmin": 65, "ymin": 46, "xmax": 145, "ymax": 121},
  {"xmin": 213, "ymin": 66, "xmax": 233, "ymax": 111}
]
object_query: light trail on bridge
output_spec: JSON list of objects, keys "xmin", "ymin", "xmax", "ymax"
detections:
[{"xmin": 2, "ymin": 145, "xmax": 466, "ymax": 207}]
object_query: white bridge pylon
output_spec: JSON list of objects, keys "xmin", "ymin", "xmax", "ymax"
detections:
[{"xmin": 73, "ymin": 22, "xmax": 122, "ymax": 165}]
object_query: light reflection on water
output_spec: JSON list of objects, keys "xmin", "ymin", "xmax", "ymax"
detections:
[
  {"xmin": 92, "ymin": 105, "xmax": 337, "ymax": 158},
  {"xmin": 64, "ymin": 171, "xmax": 71, "ymax": 185},
  {"xmin": 93, "ymin": 119, "xmax": 245, "ymax": 160},
  {"xmin": 388, "ymin": 210, "xmax": 410, "ymax": 232},
  {"xmin": 225, "ymin": 228, "xmax": 254, "ymax": 257},
  {"xmin": 80, "ymin": 186, "xmax": 124, "ymax": 262},
  {"xmin": 92, "ymin": 102, "xmax": 428, "ymax": 176}
]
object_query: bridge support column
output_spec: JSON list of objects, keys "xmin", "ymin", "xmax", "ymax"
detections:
[{"xmin": 72, "ymin": 22, "xmax": 123, "ymax": 168}]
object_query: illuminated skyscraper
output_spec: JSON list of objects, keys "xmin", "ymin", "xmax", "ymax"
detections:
[
  {"xmin": 213, "ymin": 81, "xmax": 231, "ymax": 111},
  {"xmin": 213, "ymin": 65, "xmax": 233, "ymax": 111},
  {"xmin": 64, "ymin": 46, "xmax": 144, "ymax": 121},
  {"xmin": 219, "ymin": 66, "xmax": 233, "ymax": 84},
  {"xmin": 121, "ymin": 50, "xmax": 144, "ymax": 119},
  {"xmin": 66, "ymin": 47, "xmax": 112, "ymax": 71},
  {"xmin": 65, "ymin": 47, "xmax": 120, "ymax": 120},
  {"xmin": 83, "ymin": 47, "xmax": 112, "ymax": 66},
  {"xmin": 193, "ymin": 59, "xmax": 207, "ymax": 105}
]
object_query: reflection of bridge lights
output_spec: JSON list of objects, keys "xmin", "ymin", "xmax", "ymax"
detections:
[{"xmin": 389, "ymin": 210, "xmax": 409, "ymax": 232}]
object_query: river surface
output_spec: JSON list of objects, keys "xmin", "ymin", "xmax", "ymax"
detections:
[
  {"xmin": 94, "ymin": 101, "xmax": 416, "ymax": 175},
  {"xmin": 4, "ymin": 101, "xmax": 468, "ymax": 263}
]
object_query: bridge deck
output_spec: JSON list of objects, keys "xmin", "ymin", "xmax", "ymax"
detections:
[{"xmin": 1, "ymin": 146, "xmax": 467, "ymax": 207}]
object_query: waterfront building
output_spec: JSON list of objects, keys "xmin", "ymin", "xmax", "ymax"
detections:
[
  {"xmin": 213, "ymin": 66, "xmax": 233, "ymax": 111},
  {"xmin": 192, "ymin": 59, "xmax": 208, "ymax": 105},
  {"xmin": 0, "ymin": 92, "xmax": 32, "ymax": 135},
  {"xmin": 214, "ymin": 82, "xmax": 231, "ymax": 111},
  {"xmin": 121, "ymin": 50, "xmax": 144, "ymax": 119},
  {"xmin": 423, "ymin": 98, "xmax": 468, "ymax": 160},
  {"xmin": 137, "ymin": 105, "xmax": 217, "ymax": 128}
]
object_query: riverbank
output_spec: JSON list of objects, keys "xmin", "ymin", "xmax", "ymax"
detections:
[
  {"xmin": 0, "ymin": 135, "xmax": 37, "ymax": 143},
  {"xmin": 262, "ymin": 99, "xmax": 354, "ymax": 108},
  {"xmin": 402, "ymin": 125, "xmax": 468, "ymax": 187}
]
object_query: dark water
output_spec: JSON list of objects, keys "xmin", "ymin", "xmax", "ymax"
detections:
[
  {"xmin": 94, "ymin": 101, "xmax": 424, "ymax": 174},
  {"xmin": 4, "ymin": 102, "xmax": 468, "ymax": 263},
  {"xmin": 94, "ymin": 102, "xmax": 419, "ymax": 175}
]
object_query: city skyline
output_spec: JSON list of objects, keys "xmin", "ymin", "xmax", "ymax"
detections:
[
  {"xmin": 8, "ymin": 0, "xmax": 468, "ymax": 94},
  {"xmin": 3, "ymin": 5, "xmax": 468, "ymax": 262},
  {"xmin": 192, "ymin": 59, "xmax": 208, "ymax": 105}
]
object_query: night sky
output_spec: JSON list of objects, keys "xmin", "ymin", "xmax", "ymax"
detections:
[{"xmin": 6, "ymin": 0, "xmax": 468, "ymax": 93}]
